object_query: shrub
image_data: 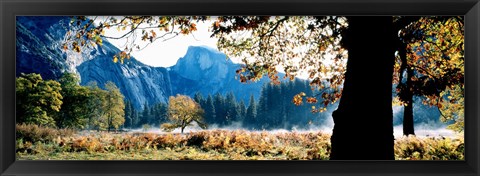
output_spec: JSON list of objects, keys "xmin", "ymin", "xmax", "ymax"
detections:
[
  {"xmin": 394, "ymin": 136, "xmax": 464, "ymax": 160},
  {"xmin": 16, "ymin": 128, "xmax": 464, "ymax": 161},
  {"xmin": 16, "ymin": 123, "xmax": 75, "ymax": 143}
]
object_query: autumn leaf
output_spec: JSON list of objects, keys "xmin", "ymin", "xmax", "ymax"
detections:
[
  {"xmin": 190, "ymin": 23, "xmax": 197, "ymax": 31},
  {"xmin": 306, "ymin": 97, "xmax": 318, "ymax": 104},
  {"xmin": 151, "ymin": 30, "xmax": 157, "ymax": 38}
]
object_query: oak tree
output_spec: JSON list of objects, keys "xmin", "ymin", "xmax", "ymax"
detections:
[
  {"xmin": 55, "ymin": 73, "xmax": 92, "ymax": 129},
  {"xmin": 161, "ymin": 94, "xmax": 207, "ymax": 133},
  {"xmin": 104, "ymin": 82, "xmax": 126, "ymax": 132},
  {"xmin": 16, "ymin": 73, "xmax": 63, "ymax": 127},
  {"xmin": 394, "ymin": 17, "xmax": 464, "ymax": 134}
]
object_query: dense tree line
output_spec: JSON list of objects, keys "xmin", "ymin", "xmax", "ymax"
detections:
[
  {"xmin": 123, "ymin": 100, "xmax": 168, "ymax": 129},
  {"xmin": 192, "ymin": 79, "xmax": 329, "ymax": 130},
  {"xmin": 254, "ymin": 79, "xmax": 329, "ymax": 130},
  {"xmin": 123, "ymin": 79, "xmax": 329, "ymax": 130},
  {"xmin": 16, "ymin": 73, "xmax": 125, "ymax": 131}
]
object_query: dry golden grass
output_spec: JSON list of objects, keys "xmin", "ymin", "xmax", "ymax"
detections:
[{"xmin": 16, "ymin": 124, "xmax": 463, "ymax": 160}]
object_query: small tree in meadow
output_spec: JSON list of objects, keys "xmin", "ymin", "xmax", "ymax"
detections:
[{"xmin": 161, "ymin": 95, "xmax": 207, "ymax": 133}]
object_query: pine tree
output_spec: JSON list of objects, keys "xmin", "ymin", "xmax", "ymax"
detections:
[
  {"xmin": 214, "ymin": 93, "xmax": 226, "ymax": 126},
  {"xmin": 257, "ymin": 84, "xmax": 268, "ymax": 129},
  {"xmin": 280, "ymin": 82, "xmax": 288, "ymax": 129},
  {"xmin": 193, "ymin": 92, "xmax": 205, "ymax": 105},
  {"xmin": 148, "ymin": 104, "xmax": 156, "ymax": 125},
  {"xmin": 238, "ymin": 100, "xmax": 247, "ymax": 123},
  {"xmin": 141, "ymin": 102, "xmax": 150, "ymax": 125},
  {"xmin": 132, "ymin": 110, "xmax": 140, "ymax": 128},
  {"xmin": 270, "ymin": 84, "xmax": 282, "ymax": 128},
  {"xmin": 225, "ymin": 92, "xmax": 239, "ymax": 124},
  {"xmin": 245, "ymin": 94, "xmax": 257, "ymax": 129},
  {"xmin": 156, "ymin": 103, "xmax": 168, "ymax": 125},
  {"xmin": 204, "ymin": 94, "xmax": 216, "ymax": 124},
  {"xmin": 124, "ymin": 100, "xmax": 133, "ymax": 128},
  {"xmin": 153, "ymin": 102, "xmax": 168, "ymax": 125}
]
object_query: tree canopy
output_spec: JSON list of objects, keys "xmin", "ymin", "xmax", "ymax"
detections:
[
  {"xmin": 16, "ymin": 73, "xmax": 63, "ymax": 127},
  {"xmin": 55, "ymin": 73, "xmax": 91, "ymax": 129},
  {"xmin": 394, "ymin": 17, "xmax": 464, "ymax": 133},
  {"xmin": 161, "ymin": 94, "xmax": 207, "ymax": 133},
  {"xmin": 64, "ymin": 16, "xmax": 207, "ymax": 63},
  {"xmin": 16, "ymin": 73, "xmax": 127, "ymax": 131}
]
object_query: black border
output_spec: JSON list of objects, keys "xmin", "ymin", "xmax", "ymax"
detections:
[{"xmin": 1, "ymin": 0, "xmax": 479, "ymax": 176}]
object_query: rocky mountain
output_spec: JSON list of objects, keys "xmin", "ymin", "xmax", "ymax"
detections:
[
  {"xmin": 169, "ymin": 46, "xmax": 270, "ymax": 103},
  {"xmin": 76, "ymin": 46, "xmax": 173, "ymax": 109},
  {"xmin": 16, "ymin": 16, "xmax": 174, "ymax": 109},
  {"xmin": 16, "ymin": 16, "xmax": 271, "ymax": 109},
  {"xmin": 16, "ymin": 16, "xmax": 70, "ymax": 80}
]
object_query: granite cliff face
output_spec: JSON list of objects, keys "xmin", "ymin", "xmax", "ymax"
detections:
[
  {"xmin": 16, "ymin": 16, "xmax": 270, "ymax": 109},
  {"xmin": 16, "ymin": 16, "xmax": 173, "ymax": 109},
  {"xmin": 76, "ymin": 45, "xmax": 173, "ymax": 109},
  {"xmin": 16, "ymin": 16, "xmax": 70, "ymax": 80}
]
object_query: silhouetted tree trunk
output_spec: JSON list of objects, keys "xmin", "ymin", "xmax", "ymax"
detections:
[
  {"xmin": 330, "ymin": 16, "xmax": 396, "ymax": 160},
  {"xmin": 181, "ymin": 120, "xmax": 185, "ymax": 134},
  {"xmin": 397, "ymin": 41, "xmax": 415, "ymax": 136},
  {"xmin": 403, "ymin": 74, "xmax": 415, "ymax": 136}
]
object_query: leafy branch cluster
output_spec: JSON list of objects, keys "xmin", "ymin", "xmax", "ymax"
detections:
[
  {"xmin": 394, "ymin": 17, "xmax": 464, "ymax": 132},
  {"xmin": 212, "ymin": 16, "xmax": 348, "ymax": 111},
  {"xmin": 63, "ymin": 16, "xmax": 208, "ymax": 63}
]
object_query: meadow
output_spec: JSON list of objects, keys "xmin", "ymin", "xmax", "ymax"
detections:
[{"xmin": 16, "ymin": 124, "xmax": 464, "ymax": 160}]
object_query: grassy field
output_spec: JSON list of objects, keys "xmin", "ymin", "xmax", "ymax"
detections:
[{"xmin": 16, "ymin": 124, "xmax": 464, "ymax": 160}]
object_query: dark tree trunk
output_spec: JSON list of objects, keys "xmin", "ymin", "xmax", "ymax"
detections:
[
  {"xmin": 108, "ymin": 113, "xmax": 112, "ymax": 132},
  {"xmin": 181, "ymin": 120, "xmax": 185, "ymax": 134},
  {"xmin": 330, "ymin": 17, "xmax": 396, "ymax": 160},
  {"xmin": 398, "ymin": 41, "xmax": 415, "ymax": 136},
  {"xmin": 403, "ymin": 66, "xmax": 415, "ymax": 136}
]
